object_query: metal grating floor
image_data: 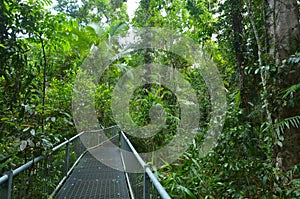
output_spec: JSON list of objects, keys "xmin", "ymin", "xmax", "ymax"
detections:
[{"xmin": 55, "ymin": 149, "xmax": 130, "ymax": 199}]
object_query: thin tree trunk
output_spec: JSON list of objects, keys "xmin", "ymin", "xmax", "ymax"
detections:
[
  {"xmin": 40, "ymin": 34, "xmax": 47, "ymax": 134},
  {"xmin": 144, "ymin": 0, "xmax": 152, "ymax": 91},
  {"xmin": 246, "ymin": 0, "xmax": 273, "ymax": 126},
  {"xmin": 230, "ymin": 0, "xmax": 249, "ymax": 115}
]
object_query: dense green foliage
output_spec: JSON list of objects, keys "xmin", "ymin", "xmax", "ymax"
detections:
[{"xmin": 1, "ymin": 0, "xmax": 300, "ymax": 198}]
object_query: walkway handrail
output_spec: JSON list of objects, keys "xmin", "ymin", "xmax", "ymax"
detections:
[
  {"xmin": 0, "ymin": 125, "xmax": 171, "ymax": 199},
  {"xmin": 0, "ymin": 131, "xmax": 86, "ymax": 186},
  {"xmin": 0, "ymin": 126, "xmax": 118, "ymax": 199},
  {"xmin": 52, "ymin": 125, "xmax": 118, "ymax": 152},
  {"xmin": 0, "ymin": 155, "xmax": 44, "ymax": 185},
  {"xmin": 120, "ymin": 131, "xmax": 171, "ymax": 199}
]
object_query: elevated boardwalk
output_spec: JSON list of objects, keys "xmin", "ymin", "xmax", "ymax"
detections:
[
  {"xmin": 56, "ymin": 152, "xmax": 130, "ymax": 199},
  {"xmin": 0, "ymin": 127, "xmax": 171, "ymax": 199}
]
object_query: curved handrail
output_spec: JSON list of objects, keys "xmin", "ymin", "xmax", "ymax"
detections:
[{"xmin": 0, "ymin": 126, "xmax": 118, "ymax": 185}]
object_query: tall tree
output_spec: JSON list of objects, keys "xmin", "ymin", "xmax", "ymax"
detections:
[
  {"xmin": 229, "ymin": 0, "xmax": 250, "ymax": 114},
  {"xmin": 266, "ymin": 0, "xmax": 300, "ymax": 171}
]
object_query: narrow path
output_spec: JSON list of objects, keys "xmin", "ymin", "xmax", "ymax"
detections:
[{"xmin": 55, "ymin": 147, "xmax": 130, "ymax": 199}]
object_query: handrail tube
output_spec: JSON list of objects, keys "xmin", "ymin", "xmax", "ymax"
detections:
[
  {"xmin": 0, "ymin": 174, "xmax": 8, "ymax": 185},
  {"xmin": 120, "ymin": 131, "xmax": 146, "ymax": 167},
  {"xmin": 120, "ymin": 131, "xmax": 171, "ymax": 199},
  {"xmin": 0, "ymin": 126, "xmax": 117, "ymax": 185},
  {"xmin": 84, "ymin": 125, "xmax": 117, "ymax": 133},
  {"xmin": 145, "ymin": 167, "xmax": 171, "ymax": 199},
  {"xmin": 0, "ymin": 131, "xmax": 82, "ymax": 185},
  {"xmin": 13, "ymin": 155, "xmax": 44, "ymax": 176},
  {"xmin": 52, "ymin": 131, "xmax": 85, "ymax": 152},
  {"xmin": 52, "ymin": 125, "xmax": 118, "ymax": 152},
  {"xmin": 0, "ymin": 155, "xmax": 44, "ymax": 184}
]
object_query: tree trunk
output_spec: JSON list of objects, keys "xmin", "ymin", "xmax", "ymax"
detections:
[
  {"xmin": 246, "ymin": 0, "xmax": 273, "ymax": 126},
  {"xmin": 267, "ymin": 0, "xmax": 300, "ymax": 171},
  {"xmin": 230, "ymin": 0, "xmax": 250, "ymax": 115}
]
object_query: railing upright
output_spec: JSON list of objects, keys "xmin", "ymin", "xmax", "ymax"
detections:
[
  {"xmin": 64, "ymin": 140, "xmax": 70, "ymax": 177},
  {"xmin": 143, "ymin": 165, "xmax": 151, "ymax": 199},
  {"xmin": 1, "ymin": 171, "xmax": 13, "ymax": 199}
]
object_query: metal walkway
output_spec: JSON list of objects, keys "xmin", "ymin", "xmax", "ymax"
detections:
[
  {"xmin": 0, "ymin": 127, "xmax": 171, "ymax": 199},
  {"xmin": 55, "ymin": 152, "xmax": 130, "ymax": 199}
]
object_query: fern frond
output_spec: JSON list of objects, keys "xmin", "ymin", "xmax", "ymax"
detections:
[
  {"xmin": 283, "ymin": 83, "xmax": 300, "ymax": 99},
  {"xmin": 274, "ymin": 115, "xmax": 300, "ymax": 135}
]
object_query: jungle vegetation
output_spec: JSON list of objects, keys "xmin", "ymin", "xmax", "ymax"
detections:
[{"xmin": 1, "ymin": 0, "xmax": 300, "ymax": 198}]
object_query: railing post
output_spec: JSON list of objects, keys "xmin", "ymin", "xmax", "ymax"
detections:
[
  {"xmin": 143, "ymin": 165, "xmax": 151, "ymax": 199},
  {"xmin": 64, "ymin": 141, "xmax": 70, "ymax": 177},
  {"xmin": 119, "ymin": 131, "xmax": 123, "ymax": 149},
  {"xmin": 1, "ymin": 171, "xmax": 13, "ymax": 199}
]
